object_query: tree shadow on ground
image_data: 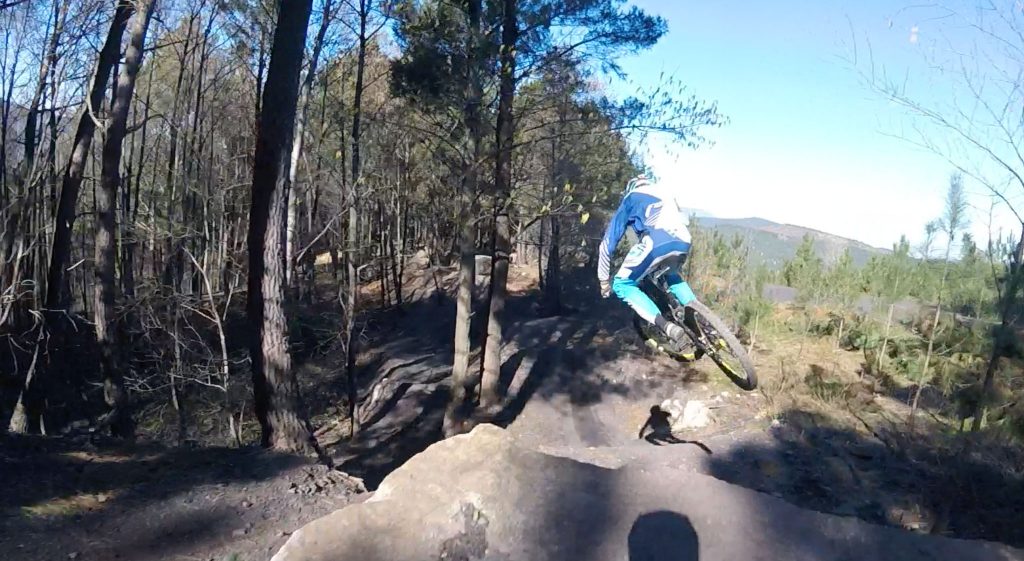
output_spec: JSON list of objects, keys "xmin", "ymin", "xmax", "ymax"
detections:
[
  {"xmin": 91, "ymin": 506, "xmax": 237, "ymax": 559},
  {"xmin": 705, "ymin": 407, "xmax": 1024, "ymax": 547},
  {"xmin": 335, "ymin": 385, "xmax": 448, "ymax": 488},
  {"xmin": 488, "ymin": 263, "xmax": 709, "ymax": 424},
  {"xmin": 0, "ymin": 433, "xmax": 318, "ymax": 561},
  {"xmin": 319, "ymin": 264, "xmax": 656, "ymax": 485},
  {"xmin": 308, "ymin": 261, "xmax": 710, "ymax": 489}
]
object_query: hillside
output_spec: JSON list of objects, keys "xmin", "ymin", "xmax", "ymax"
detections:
[{"xmin": 693, "ymin": 216, "xmax": 889, "ymax": 267}]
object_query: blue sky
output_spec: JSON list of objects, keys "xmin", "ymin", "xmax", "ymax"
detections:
[{"xmin": 611, "ymin": 0, "xmax": 1021, "ymax": 251}]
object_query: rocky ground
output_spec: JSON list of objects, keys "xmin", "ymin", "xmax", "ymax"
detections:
[
  {"xmin": 0, "ymin": 434, "xmax": 366, "ymax": 561},
  {"xmin": 273, "ymin": 424, "xmax": 1022, "ymax": 561},
  {"xmin": 3, "ymin": 259, "xmax": 1023, "ymax": 560}
]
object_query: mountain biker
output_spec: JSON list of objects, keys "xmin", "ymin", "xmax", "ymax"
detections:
[{"xmin": 597, "ymin": 173, "xmax": 696, "ymax": 341}]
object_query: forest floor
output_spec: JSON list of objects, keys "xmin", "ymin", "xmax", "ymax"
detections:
[{"xmin": 2, "ymin": 257, "xmax": 1023, "ymax": 561}]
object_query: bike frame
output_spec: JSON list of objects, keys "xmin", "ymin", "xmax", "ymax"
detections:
[
  {"xmin": 644, "ymin": 256, "xmax": 691, "ymax": 324},
  {"xmin": 636, "ymin": 257, "xmax": 759, "ymax": 390},
  {"xmin": 641, "ymin": 258, "xmax": 720, "ymax": 356}
]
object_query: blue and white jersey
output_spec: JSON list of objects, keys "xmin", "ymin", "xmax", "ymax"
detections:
[{"xmin": 597, "ymin": 182, "xmax": 691, "ymax": 281}]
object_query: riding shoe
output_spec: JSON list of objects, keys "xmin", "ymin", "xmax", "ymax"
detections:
[
  {"xmin": 662, "ymin": 322, "xmax": 686, "ymax": 341},
  {"xmin": 654, "ymin": 314, "xmax": 685, "ymax": 341}
]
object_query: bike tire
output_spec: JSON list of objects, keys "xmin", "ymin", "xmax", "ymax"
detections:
[{"xmin": 687, "ymin": 300, "xmax": 758, "ymax": 391}]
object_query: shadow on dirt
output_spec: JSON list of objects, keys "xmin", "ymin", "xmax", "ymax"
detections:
[
  {"xmin": 705, "ymin": 407, "xmax": 1024, "ymax": 547},
  {"xmin": 324, "ymin": 263, "xmax": 672, "ymax": 487},
  {"xmin": 638, "ymin": 405, "xmax": 713, "ymax": 454},
  {"xmin": 0, "ymin": 433, "xmax": 316, "ymax": 561},
  {"xmin": 628, "ymin": 511, "xmax": 699, "ymax": 561},
  {"xmin": 336, "ymin": 385, "xmax": 449, "ymax": 488},
  {"xmin": 0, "ymin": 434, "xmax": 304, "ymax": 515}
]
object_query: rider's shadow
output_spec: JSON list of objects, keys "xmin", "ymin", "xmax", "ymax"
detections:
[{"xmin": 638, "ymin": 406, "xmax": 712, "ymax": 455}]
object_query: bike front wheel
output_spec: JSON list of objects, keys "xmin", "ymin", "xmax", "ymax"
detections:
[{"xmin": 685, "ymin": 300, "xmax": 758, "ymax": 391}]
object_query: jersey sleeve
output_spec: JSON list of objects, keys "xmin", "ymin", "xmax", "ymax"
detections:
[{"xmin": 597, "ymin": 198, "xmax": 631, "ymax": 281}]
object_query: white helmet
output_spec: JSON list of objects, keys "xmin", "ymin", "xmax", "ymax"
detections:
[{"xmin": 623, "ymin": 173, "xmax": 652, "ymax": 197}]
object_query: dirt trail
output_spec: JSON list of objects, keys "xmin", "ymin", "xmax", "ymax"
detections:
[{"xmin": 0, "ymin": 435, "xmax": 368, "ymax": 561}]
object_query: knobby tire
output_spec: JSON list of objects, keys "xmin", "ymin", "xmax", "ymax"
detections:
[{"xmin": 685, "ymin": 300, "xmax": 757, "ymax": 391}]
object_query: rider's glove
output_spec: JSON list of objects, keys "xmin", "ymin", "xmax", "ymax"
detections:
[{"xmin": 599, "ymin": 279, "xmax": 611, "ymax": 299}]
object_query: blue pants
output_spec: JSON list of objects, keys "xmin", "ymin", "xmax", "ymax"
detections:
[{"xmin": 612, "ymin": 236, "xmax": 695, "ymax": 323}]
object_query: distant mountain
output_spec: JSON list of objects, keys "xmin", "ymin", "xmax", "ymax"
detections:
[
  {"xmin": 678, "ymin": 207, "xmax": 716, "ymax": 219},
  {"xmin": 691, "ymin": 216, "xmax": 890, "ymax": 268}
]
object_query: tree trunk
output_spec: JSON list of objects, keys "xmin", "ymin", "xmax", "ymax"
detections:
[
  {"xmin": 539, "ymin": 121, "xmax": 563, "ymax": 313},
  {"xmin": 544, "ymin": 215, "xmax": 561, "ymax": 313},
  {"xmin": 21, "ymin": 0, "xmax": 66, "ymax": 179},
  {"xmin": 94, "ymin": 0, "xmax": 156, "ymax": 438},
  {"xmin": 444, "ymin": 0, "xmax": 484, "ymax": 435},
  {"xmin": 2, "ymin": 0, "xmax": 66, "ymax": 326},
  {"xmin": 970, "ymin": 227, "xmax": 1024, "ymax": 431},
  {"xmin": 910, "ymin": 236, "xmax": 955, "ymax": 427},
  {"xmin": 876, "ymin": 302, "xmax": 894, "ymax": 374},
  {"xmin": 287, "ymin": 0, "xmax": 333, "ymax": 290},
  {"xmin": 479, "ymin": 0, "xmax": 518, "ymax": 409},
  {"xmin": 0, "ymin": 19, "xmax": 17, "ymax": 206},
  {"xmin": 910, "ymin": 302, "xmax": 941, "ymax": 426},
  {"xmin": 344, "ymin": 0, "xmax": 369, "ymax": 437},
  {"xmin": 6, "ymin": 2, "xmax": 133, "ymax": 435},
  {"xmin": 247, "ymin": 0, "xmax": 319, "ymax": 454},
  {"xmin": 122, "ymin": 54, "xmax": 155, "ymax": 303},
  {"xmin": 390, "ymin": 183, "xmax": 404, "ymax": 307},
  {"xmin": 159, "ymin": 11, "xmax": 196, "ymax": 290},
  {"xmin": 8, "ymin": 330, "xmax": 43, "ymax": 433}
]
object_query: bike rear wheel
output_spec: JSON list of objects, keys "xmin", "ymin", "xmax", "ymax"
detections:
[{"xmin": 685, "ymin": 300, "xmax": 757, "ymax": 391}]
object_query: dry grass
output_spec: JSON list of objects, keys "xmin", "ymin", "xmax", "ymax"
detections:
[
  {"xmin": 21, "ymin": 491, "xmax": 118, "ymax": 518},
  {"xmin": 752, "ymin": 322, "xmax": 879, "ymax": 429}
]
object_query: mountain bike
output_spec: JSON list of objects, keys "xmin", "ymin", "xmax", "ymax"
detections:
[{"xmin": 631, "ymin": 256, "xmax": 758, "ymax": 391}]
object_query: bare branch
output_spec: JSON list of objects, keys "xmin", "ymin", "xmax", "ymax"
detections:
[{"xmin": 0, "ymin": 0, "xmax": 30, "ymax": 11}]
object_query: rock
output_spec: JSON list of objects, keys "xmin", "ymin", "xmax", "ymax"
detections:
[
  {"xmin": 659, "ymin": 398, "xmax": 684, "ymax": 420},
  {"xmin": 411, "ymin": 249, "xmax": 430, "ymax": 268},
  {"xmin": 232, "ymin": 528, "xmax": 249, "ymax": 537},
  {"xmin": 68, "ymin": 553, "xmax": 79, "ymax": 560},
  {"xmin": 672, "ymin": 400, "xmax": 712, "ymax": 431},
  {"xmin": 272, "ymin": 424, "xmax": 1020, "ymax": 561},
  {"xmin": 474, "ymin": 254, "xmax": 492, "ymax": 274},
  {"xmin": 241, "ymin": 500, "xmax": 252, "ymax": 508}
]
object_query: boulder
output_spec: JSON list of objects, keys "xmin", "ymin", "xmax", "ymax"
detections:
[
  {"xmin": 674, "ymin": 400, "xmax": 713, "ymax": 430},
  {"xmin": 273, "ymin": 424, "xmax": 1021, "ymax": 561},
  {"xmin": 475, "ymin": 254, "xmax": 492, "ymax": 275},
  {"xmin": 659, "ymin": 398, "xmax": 713, "ymax": 431}
]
